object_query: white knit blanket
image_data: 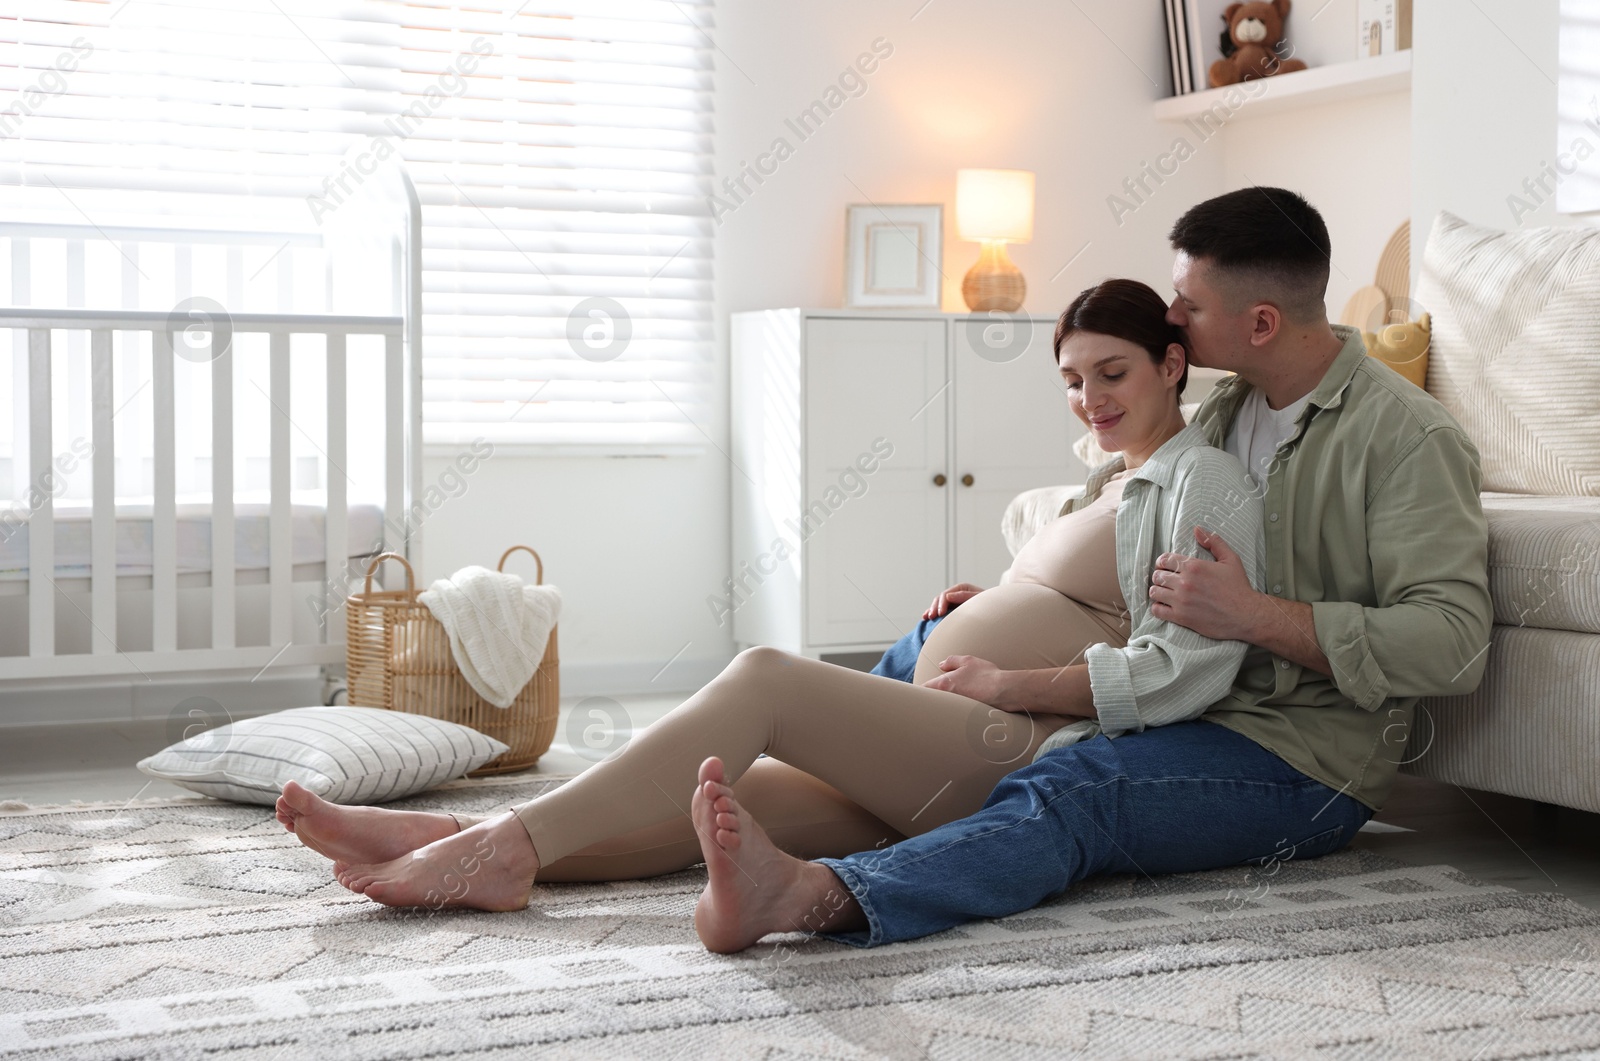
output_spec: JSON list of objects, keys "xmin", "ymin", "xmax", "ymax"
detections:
[{"xmin": 418, "ymin": 566, "xmax": 561, "ymax": 708}]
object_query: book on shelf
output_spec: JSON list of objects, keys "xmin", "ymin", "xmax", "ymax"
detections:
[{"xmin": 1163, "ymin": 0, "xmax": 1193, "ymax": 96}]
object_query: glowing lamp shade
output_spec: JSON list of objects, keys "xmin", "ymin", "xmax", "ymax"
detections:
[
  {"xmin": 955, "ymin": 169, "xmax": 1034, "ymax": 311},
  {"xmin": 956, "ymin": 169, "xmax": 1035, "ymax": 243}
]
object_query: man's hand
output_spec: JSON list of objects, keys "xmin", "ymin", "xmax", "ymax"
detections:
[
  {"xmin": 1149, "ymin": 526, "xmax": 1260, "ymax": 641},
  {"xmin": 923, "ymin": 582, "xmax": 983, "ymax": 620},
  {"xmin": 922, "ymin": 655, "xmax": 1026, "ymax": 710}
]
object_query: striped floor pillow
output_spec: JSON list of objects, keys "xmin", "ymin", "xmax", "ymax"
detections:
[{"xmin": 137, "ymin": 706, "xmax": 509, "ymax": 805}]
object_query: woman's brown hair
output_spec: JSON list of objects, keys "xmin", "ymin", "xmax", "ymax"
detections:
[{"xmin": 1052, "ymin": 278, "xmax": 1188, "ymax": 398}]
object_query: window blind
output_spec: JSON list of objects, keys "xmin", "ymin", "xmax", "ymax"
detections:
[
  {"xmin": 399, "ymin": 1, "xmax": 716, "ymax": 450},
  {"xmin": 0, "ymin": 0, "xmax": 716, "ymax": 450}
]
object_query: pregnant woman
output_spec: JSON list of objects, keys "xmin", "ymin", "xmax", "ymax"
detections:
[{"xmin": 278, "ymin": 278, "xmax": 1266, "ymax": 912}]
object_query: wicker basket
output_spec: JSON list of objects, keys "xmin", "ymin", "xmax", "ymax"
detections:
[{"xmin": 345, "ymin": 546, "xmax": 560, "ymax": 775}]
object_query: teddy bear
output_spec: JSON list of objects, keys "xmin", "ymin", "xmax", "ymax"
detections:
[{"xmin": 1209, "ymin": 0, "xmax": 1308, "ymax": 87}]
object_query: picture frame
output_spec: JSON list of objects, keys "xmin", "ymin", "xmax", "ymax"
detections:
[{"xmin": 844, "ymin": 203, "xmax": 943, "ymax": 308}]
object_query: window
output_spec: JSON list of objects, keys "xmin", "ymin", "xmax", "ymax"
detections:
[
  {"xmin": 0, "ymin": 0, "xmax": 716, "ymax": 452},
  {"xmin": 1558, "ymin": 0, "xmax": 1600, "ymax": 213}
]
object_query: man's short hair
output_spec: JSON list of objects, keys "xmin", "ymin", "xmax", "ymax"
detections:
[{"xmin": 1168, "ymin": 187, "xmax": 1331, "ymax": 324}]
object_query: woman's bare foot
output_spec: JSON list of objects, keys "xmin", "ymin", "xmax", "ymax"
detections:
[
  {"xmin": 275, "ymin": 780, "xmax": 461, "ymax": 865},
  {"xmin": 691, "ymin": 756, "xmax": 866, "ymax": 953},
  {"xmin": 333, "ymin": 810, "xmax": 541, "ymax": 911}
]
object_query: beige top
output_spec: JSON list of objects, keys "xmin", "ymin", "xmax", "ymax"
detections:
[{"xmin": 1002, "ymin": 470, "xmax": 1129, "ymax": 634}]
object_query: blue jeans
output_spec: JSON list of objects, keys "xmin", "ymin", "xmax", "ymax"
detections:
[
  {"xmin": 869, "ymin": 614, "xmax": 946, "ymax": 682},
  {"xmin": 816, "ymin": 719, "xmax": 1372, "ymax": 947}
]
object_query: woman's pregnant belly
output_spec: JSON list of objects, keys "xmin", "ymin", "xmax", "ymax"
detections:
[{"xmin": 912, "ymin": 582, "xmax": 1131, "ymax": 687}]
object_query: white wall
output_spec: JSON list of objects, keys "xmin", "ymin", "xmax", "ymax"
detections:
[
  {"xmin": 1216, "ymin": 91, "xmax": 1411, "ymax": 322},
  {"xmin": 1411, "ymin": 0, "xmax": 1591, "ymax": 282},
  {"xmin": 416, "ymin": 451, "xmax": 734, "ymax": 695},
  {"xmin": 711, "ymin": 0, "xmax": 1223, "ymax": 320}
]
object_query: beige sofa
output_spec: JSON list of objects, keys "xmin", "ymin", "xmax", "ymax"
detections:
[{"xmin": 1002, "ymin": 211, "xmax": 1600, "ymax": 815}]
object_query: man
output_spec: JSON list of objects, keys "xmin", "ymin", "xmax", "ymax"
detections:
[{"xmin": 689, "ymin": 186, "xmax": 1494, "ymax": 951}]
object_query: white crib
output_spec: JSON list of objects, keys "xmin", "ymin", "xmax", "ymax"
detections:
[{"xmin": 0, "ymin": 175, "xmax": 423, "ymax": 689}]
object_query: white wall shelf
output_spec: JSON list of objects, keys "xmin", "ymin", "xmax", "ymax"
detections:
[{"xmin": 1153, "ymin": 49, "xmax": 1412, "ymax": 123}]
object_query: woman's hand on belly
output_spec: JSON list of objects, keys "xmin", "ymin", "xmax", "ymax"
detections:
[
  {"xmin": 926, "ymin": 654, "xmax": 1098, "ymax": 720},
  {"xmin": 922, "ymin": 654, "xmax": 1024, "ymax": 710},
  {"xmin": 923, "ymin": 582, "xmax": 984, "ymax": 620}
]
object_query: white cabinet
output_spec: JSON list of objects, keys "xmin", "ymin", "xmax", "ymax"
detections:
[{"xmin": 729, "ymin": 309, "xmax": 1087, "ymax": 658}]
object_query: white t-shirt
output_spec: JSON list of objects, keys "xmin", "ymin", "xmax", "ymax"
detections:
[{"xmin": 1225, "ymin": 388, "xmax": 1311, "ymax": 490}]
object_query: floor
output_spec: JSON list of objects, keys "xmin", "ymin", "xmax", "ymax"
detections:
[{"xmin": 2, "ymin": 693, "xmax": 1597, "ymax": 913}]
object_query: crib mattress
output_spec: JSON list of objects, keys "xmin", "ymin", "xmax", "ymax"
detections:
[{"xmin": 0, "ymin": 500, "xmax": 387, "ymax": 581}]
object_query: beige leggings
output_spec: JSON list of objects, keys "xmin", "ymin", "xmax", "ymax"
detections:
[{"xmin": 456, "ymin": 584, "xmax": 1125, "ymax": 883}]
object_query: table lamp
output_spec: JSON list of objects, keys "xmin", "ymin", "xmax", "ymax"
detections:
[{"xmin": 956, "ymin": 168, "xmax": 1035, "ymax": 312}]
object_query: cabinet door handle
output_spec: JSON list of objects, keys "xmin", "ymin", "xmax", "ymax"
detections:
[
  {"xmin": 961, "ymin": 473, "xmax": 975, "ymax": 487},
  {"xmin": 932, "ymin": 473, "xmax": 947, "ymax": 487}
]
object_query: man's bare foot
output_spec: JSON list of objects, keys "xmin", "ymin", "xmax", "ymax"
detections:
[
  {"xmin": 333, "ymin": 810, "xmax": 541, "ymax": 911},
  {"xmin": 691, "ymin": 756, "xmax": 866, "ymax": 953},
  {"xmin": 275, "ymin": 780, "xmax": 461, "ymax": 865}
]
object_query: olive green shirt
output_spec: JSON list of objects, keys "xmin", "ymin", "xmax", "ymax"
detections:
[{"xmin": 1067, "ymin": 325, "xmax": 1492, "ymax": 811}]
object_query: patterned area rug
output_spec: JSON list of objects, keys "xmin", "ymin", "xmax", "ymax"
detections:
[{"xmin": 2, "ymin": 777, "xmax": 1599, "ymax": 1060}]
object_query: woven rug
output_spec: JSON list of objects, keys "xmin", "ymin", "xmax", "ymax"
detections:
[{"xmin": 2, "ymin": 777, "xmax": 1599, "ymax": 1060}]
